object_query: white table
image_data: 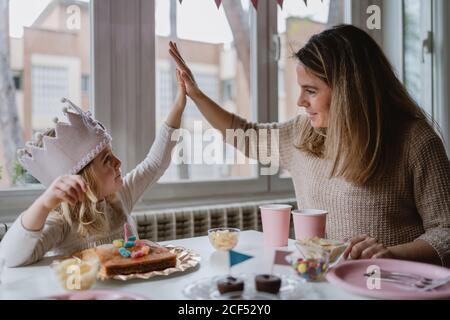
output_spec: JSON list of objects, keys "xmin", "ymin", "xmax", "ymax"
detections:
[{"xmin": 0, "ymin": 231, "xmax": 368, "ymax": 300}]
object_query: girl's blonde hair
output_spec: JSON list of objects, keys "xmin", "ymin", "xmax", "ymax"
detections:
[
  {"xmin": 35, "ymin": 128, "xmax": 112, "ymax": 237},
  {"xmin": 294, "ymin": 24, "xmax": 430, "ymax": 185}
]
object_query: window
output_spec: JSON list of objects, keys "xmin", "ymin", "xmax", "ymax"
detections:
[
  {"xmin": 0, "ymin": 0, "xmax": 91, "ymax": 189},
  {"xmin": 13, "ymin": 71, "xmax": 22, "ymax": 90},
  {"xmin": 81, "ymin": 74, "xmax": 90, "ymax": 93},
  {"xmin": 32, "ymin": 65, "xmax": 69, "ymax": 131},
  {"xmin": 276, "ymin": 0, "xmax": 344, "ymax": 123},
  {"xmin": 222, "ymin": 79, "xmax": 235, "ymax": 102},
  {"xmin": 155, "ymin": 0, "xmax": 257, "ymax": 183},
  {"xmin": 403, "ymin": 0, "xmax": 433, "ymax": 117}
]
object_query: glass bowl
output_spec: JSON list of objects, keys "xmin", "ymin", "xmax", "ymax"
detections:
[
  {"xmin": 208, "ymin": 227, "xmax": 240, "ymax": 251},
  {"xmin": 288, "ymin": 255, "xmax": 329, "ymax": 282},
  {"xmin": 51, "ymin": 257, "xmax": 99, "ymax": 291}
]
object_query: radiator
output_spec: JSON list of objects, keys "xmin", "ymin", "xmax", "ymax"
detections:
[
  {"xmin": 0, "ymin": 199, "xmax": 298, "ymax": 242},
  {"xmin": 132, "ymin": 198, "xmax": 298, "ymax": 241}
]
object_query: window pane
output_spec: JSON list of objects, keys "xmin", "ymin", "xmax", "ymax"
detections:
[
  {"xmin": 155, "ymin": 0, "xmax": 257, "ymax": 182},
  {"xmin": 0, "ymin": 0, "xmax": 91, "ymax": 188},
  {"xmin": 277, "ymin": 0, "xmax": 343, "ymax": 178},
  {"xmin": 277, "ymin": 0, "xmax": 343, "ymax": 123},
  {"xmin": 403, "ymin": 0, "xmax": 421, "ymax": 104}
]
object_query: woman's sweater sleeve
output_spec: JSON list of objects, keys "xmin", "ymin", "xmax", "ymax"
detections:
[
  {"xmin": 0, "ymin": 212, "xmax": 68, "ymax": 267},
  {"xmin": 118, "ymin": 123, "xmax": 178, "ymax": 213},
  {"xmin": 409, "ymin": 123, "xmax": 450, "ymax": 267},
  {"xmin": 226, "ymin": 114, "xmax": 302, "ymax": 173}
]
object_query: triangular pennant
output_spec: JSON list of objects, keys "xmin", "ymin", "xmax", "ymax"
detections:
[
  {"xmin": 229, "ymin": 250, "xmax": 253, "ymax": 267},
  {"xmin": 215, "ymin": 0, "xmax": 222, "ymax": 9},
  {"xmin": 277, "ymin": 0, "xmax": 284, "ymax": 9},
  {"xmin": 303, "ymin": 0, "xmax": 324, "ymax": 7},
  {"xmin": 178, "ymin": 0, "xmax": 182, "ymax": 4},
  {"xmin": 274, "ymin": 250, "xmax": 293, "ymax": 266},
  {"xmin": 251, "ymin": 0, "xmax": 258, "ymax": 9}
]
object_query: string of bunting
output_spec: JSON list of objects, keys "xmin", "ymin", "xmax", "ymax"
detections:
[{"xmin": 178, "ymin": 0, "xmax": 324, "ymax": 10}]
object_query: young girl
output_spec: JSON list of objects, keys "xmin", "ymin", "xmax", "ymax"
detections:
[{"xmin": 0, "ymin": 71, "xmax": 187, "ymax": 268}]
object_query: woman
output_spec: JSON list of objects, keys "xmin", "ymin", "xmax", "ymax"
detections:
[{"xmin": 169, "ymin": 24, "xmax": 450, "ymax": 267}]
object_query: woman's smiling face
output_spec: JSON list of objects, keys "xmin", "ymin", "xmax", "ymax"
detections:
[{"xmin": 296, "ymin": 64, "xmax": 332, "ymax": 128}]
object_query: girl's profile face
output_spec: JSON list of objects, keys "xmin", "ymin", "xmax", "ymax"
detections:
[
  {"xmin": 296, "ymin": 64, "xmax": 332, "ymax": 128},
  {"xmin": 91, "ymin": 146, "xmax": 123, "ymax": 199}
]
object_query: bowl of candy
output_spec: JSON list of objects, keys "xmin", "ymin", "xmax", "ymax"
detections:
[
  {"xmin": 288, "ymin": 255, "xmax": 329, "ymax": 282},
  {"xmin": 288, "ymin": 238, "xmax": 348, "ymax": 282},
  {"xmin": 208, "ymin": 228, "xmax": 240, "ymax": 251},
  {"xmin": 51, "ymin": 256, "xmax": 99, "ymax": 291}
]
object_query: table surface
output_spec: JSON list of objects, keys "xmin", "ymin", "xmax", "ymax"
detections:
[{"xmin": 0, "ymin": 231, "xmax": 368, "ymax": 300}]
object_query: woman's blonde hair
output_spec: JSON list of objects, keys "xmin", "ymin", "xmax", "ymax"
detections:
[
  {"xmin": 35, "ymin": 128, "xmax": 111, "ymax": 237},
  {"xmin": 294, "ymin": 24, "xmax": 429, "ymax": 185}
]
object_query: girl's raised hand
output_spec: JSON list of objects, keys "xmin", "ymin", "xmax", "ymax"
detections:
[
  {"xmin": 38, "ymin": 175, "xmax": 87, "ymax": 210},
  {"xmin": 169, "ymin": 41, "xmax": 202, "ymax": 99},
  {"xmin": 174, "ymin": 69, "xmax": 187, "ymax": 111}
]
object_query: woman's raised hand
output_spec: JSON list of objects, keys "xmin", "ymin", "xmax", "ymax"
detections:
[{"xmin": 169, "ymin": 41, "xmax": 202, "ymax": 99}]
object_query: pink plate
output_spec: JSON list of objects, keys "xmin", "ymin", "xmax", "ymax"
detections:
[
  {"xmin": 49, "ymin": 290, "xmax": 149, "ymax": 300},
  {"xmin": 326, "ymin": 259, "xmax": 450, "ymax": 300}
]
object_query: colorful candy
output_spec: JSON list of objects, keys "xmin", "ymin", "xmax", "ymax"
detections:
[
  {"xmin": 134, "ymin": 239, "xmax": 146, "ymax": 247},
  {"xmin": 113, "ymin": 239, "xmax": 124, "ymax": 248},
  {"xmin": 124, "ymin": 241, "xmax": 135, "ymax": 248},
  {"xmin": 113, "ymin": 223, "xmax": 152, "ymax": 260},
  {"xmin": 131, "ymin": 250, "xmax": 145, "ymax": 259},
  {"xmin": 141, "ymin": 246, "xmax": 150, "ymax": 255},
  {"xmin": 119, "ymin": 247, "xmax": 131, "ymax": 258},
  {"xmin": 124, "ymin": 223, "xmax": 130, "ymax": 241},
  {"xmin": 292, "ymin": 258, "xmax": 328, "ymax": 282}
]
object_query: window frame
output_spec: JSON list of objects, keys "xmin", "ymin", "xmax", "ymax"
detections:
[
  {"xmin": 2, "ymin": 0, "xmax": 449, "ymax": 219},
  {"xmin": 140, "ymin": 0, "xmax": 272, "ymax": 204},
  {"xmin": 383, "ymin": 0, "xmax": 450, "ymax": 153}
]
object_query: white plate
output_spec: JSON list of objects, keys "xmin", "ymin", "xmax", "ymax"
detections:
[{"xmin": 183, "ymin": 273, "xmax": 316, "ymax": 300}]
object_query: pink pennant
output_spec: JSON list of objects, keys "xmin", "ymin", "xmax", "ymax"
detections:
[
  {"xmin": 274, "ymin": 250, "xmax": 293, "ymax": 266},
  {"xmin": 215, "ymin": 0, "xmax": 222, "ymax": 9},
  {"xmin": 277, "ymin": 0, "xmax": 284, "ymax": 9},
  {"xmin": 251, "ymin": 0, "xmax": 258, "ymax": 9}
]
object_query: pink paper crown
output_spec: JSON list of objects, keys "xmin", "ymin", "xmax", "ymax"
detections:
[{"xmin": 17, "ymin": 98, "xmax": 112, "ymax": 187}]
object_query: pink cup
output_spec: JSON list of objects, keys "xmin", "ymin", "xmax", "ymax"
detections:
[
  {"xmin": 292, "ymin": 209, "xmax": 328, "ymax": 240},
  {"xmin": 259, "ymin": 204, "xmax": 292, "ymax": 247}
]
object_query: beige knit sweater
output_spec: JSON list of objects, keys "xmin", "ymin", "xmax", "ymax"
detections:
[{"xmin": 229, "ymin": 114, "xmax": 450, "ymax": 267}]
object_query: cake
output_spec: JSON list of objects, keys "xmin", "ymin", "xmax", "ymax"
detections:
[
  {"xmin": 77, "ymin": 239, "xmax": 177, "ymax": 278},
  {"xmin": 95, "ymin": 245, "xmax": 176, "ymax": 277},
  {"xmin": 254, "ymin": 274, "xmax": 281, "ymax": 294},
  {"xmin": 217, "ymin": 276, "xmax": 245, "ymax": 294}
]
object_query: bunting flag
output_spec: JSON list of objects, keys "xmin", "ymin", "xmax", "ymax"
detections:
[
  {"xmin": 177, "ymin": 0, "xmax": 324, "ymax": 11},
  {"xmin": 229, "ymin": 250, "xmax": 253, "ymax": 267},
  {"xmin": 273, "ymin": 250, "xmax": 293, "ymax": 266}
]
